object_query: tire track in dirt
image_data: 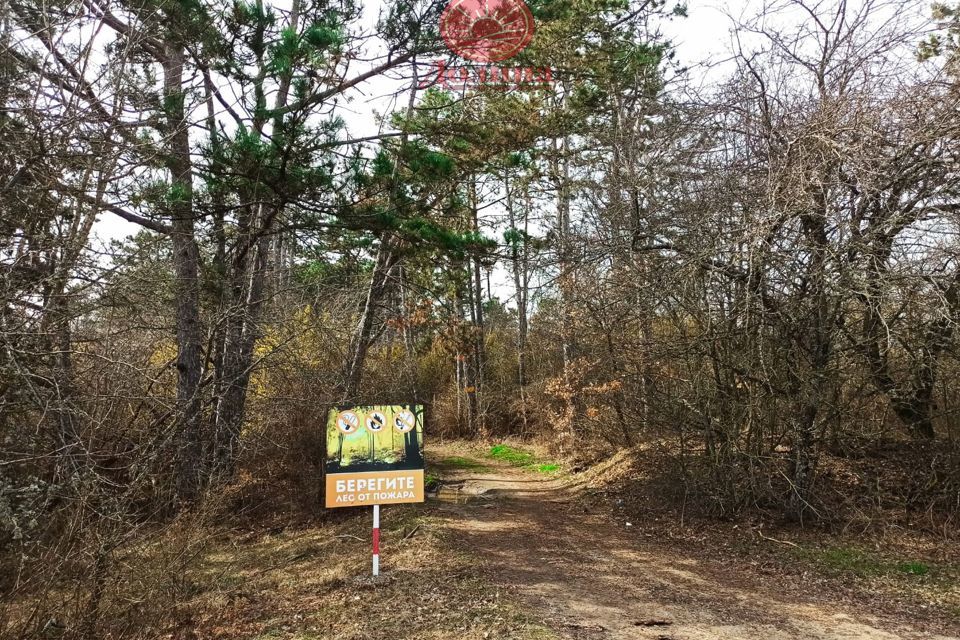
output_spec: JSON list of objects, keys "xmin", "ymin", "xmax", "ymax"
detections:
[{"xmin": 431, "ymin": 444, "xmax": 956, "ymax": 640}]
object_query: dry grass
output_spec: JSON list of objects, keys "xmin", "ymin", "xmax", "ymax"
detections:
[
  {"xmin": 165, "ymin": 504, "xmax": 555, "ymax": 640},
  {"xmin": 16, "ymin": 435, "xmax": 957, "ymax": 639},
  {"xmin": 577, "ymin": 440, "xmax": 960, "ymax": 633},
  {"xmin": 1, "ymin": 487, "xmax": 553, "ymax": 639}
]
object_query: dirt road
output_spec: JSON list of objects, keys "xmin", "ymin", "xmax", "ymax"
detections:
[{"xmin": 431, "ymin": 444, "xmax": 955, "ymax": 640}]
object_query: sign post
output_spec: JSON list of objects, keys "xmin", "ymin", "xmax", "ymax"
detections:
[
  {"xmin": 372, "ymin": 504, "xmax": 380, "ymax": 576},
  {"xmin": 324, "ymin": 404, "xmax": 425, "ymax": 577}
]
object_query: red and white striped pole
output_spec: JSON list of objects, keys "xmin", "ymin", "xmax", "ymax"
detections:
[{"xmin": 372, "ymin": 504, "xmax": 380, "ymax": 576}]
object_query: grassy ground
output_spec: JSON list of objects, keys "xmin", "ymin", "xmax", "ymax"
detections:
[
  {"xmin": 794, "ymin": 546, "xmax": 937, "ymax": 578},
  {"xmin": 432, "ymin": 443, "xmax": 560, "ymax": 475},
  {"xmin": 487, "ymin": 444, "xmax": 560, "ymax": 474}
]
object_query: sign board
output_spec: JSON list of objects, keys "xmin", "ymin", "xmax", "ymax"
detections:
[{"xmin": 325, "ymin": 404, "xmax": 425, "ymax": 508}]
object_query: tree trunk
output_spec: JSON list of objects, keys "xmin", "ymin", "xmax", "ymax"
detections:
[
  {"xmin": 162, "ymin": 42, "xmax": 204, "ymax": 504},
  {"xmin": 789, "ymin": 209, "xmax": 834, "ymax": 520},
  {"xmin": 46, "ymin": 169, "xmax": 102, "ymax": 477},
  {"xmin": 858, "ymin": 248, "xmax": 955, "ymax": 440},
  {"xmin": 342, "ymin": 242, "xmax": 397, "ymax": 402},
  {"xmin": 209, "ymin": 0, "xmax": 301, "ymax": 478},
  {"xmin": 464, "ymin": 262, "xmax": 480, "ymax": 436},
  {"xmin": 398, "ymin": 264, "xmax": 419, "ymax": 401},
  {"xmin": 212, "ymin": 231, "xmax": 269, "ymax": 477},
  {"xmin": 469, "ymin": 179, "xmax": 485, "ymax": 435},
  {"xmin": 551, "ymin": 136, "xmax": 581, "ymax": 440},
  {"xmin": 506, "ymin": 173, "xmax": 530, "ymax": 434}
]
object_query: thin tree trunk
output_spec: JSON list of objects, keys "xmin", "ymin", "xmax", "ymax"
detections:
[
  {"xmin": 455, "ymin": 352, "xmax": 464, "ymax": 433},
  {"xmin": 162, "ymin": 41, "xmax": 204, "ymax": 503},
  {"xmin": 469, "ymin": 179, "xmax": 485, "ymax": 435},
  {"xmin": 858, "ymin": 247, "xmax": 955, "ymax": 440},
  {"xmin": 464, "ymin": 260, "xmax": 480, "ymax": 436},
  {"xmin": 551, "ymin": 136, "xmax": 581, "ymax": 440},
  {"xmin": 398, "ymin": 264, "xmax": 419, "ymax": 401},
  {"xmin": 46, "ymin": 164, "xmax": 104, "ymax": 476},
  {"xmin": 209, "ymin": 0, "xmax": 302, "ymax": 478},
  {"xmin": 506, "ymin": 172, "xmax": 530, "ymax": 434},
  {"xmin": 789, "ymin": 208, "xmax": 835, "ymax": 520},
  {"xmin": 213, "ymin": 232, "xmax": 269, "ymax": 476},
  {"xmin": 342, "ymin": 242, "xmax": 397, "ymax": 402}
]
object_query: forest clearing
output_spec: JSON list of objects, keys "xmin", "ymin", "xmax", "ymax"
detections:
[{"xmin": 4, "ymin": 0, "xmax": 960, "ymax": 637}]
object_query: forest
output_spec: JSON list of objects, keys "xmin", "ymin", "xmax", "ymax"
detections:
[{"xmin": 3, "ymin": 0, "xmax": 960, "ymax": 638}]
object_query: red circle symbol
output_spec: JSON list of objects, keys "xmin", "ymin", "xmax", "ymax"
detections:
[{"xmin": 440, "ymin": 0, "xmax": 536, "ymax": 63}]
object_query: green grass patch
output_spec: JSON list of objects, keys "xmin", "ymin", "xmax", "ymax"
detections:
[
  {"xmin": 817, "ymin": 547, "xmax": 884, "ymax": 575},
  {"xmin": 489, "ymin": 444, "xmax": 535, "ymax": 465},
  {"xmin": 489, "ymin": 444, "xmax": 560, "ymax": 474},
  {"xmin": 896, "ymin": 560, "xmax": 931, "ymax": 576},
  {"xmin": 795, "ymin": 546, "xmax": 936, "ymax": 579}
]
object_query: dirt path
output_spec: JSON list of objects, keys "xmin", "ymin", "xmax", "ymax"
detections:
[{"xmin": 431, "ymin": 444, "xmax": 956, "ymax": 640}]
